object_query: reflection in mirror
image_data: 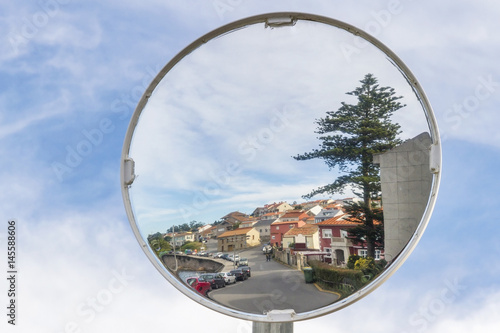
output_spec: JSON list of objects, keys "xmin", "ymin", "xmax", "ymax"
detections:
[{"xmin": 125, "ymin": 17, "xmax": 434, "ymax": 316}]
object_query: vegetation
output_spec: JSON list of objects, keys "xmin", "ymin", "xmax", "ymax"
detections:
[
  {"xmin": 352, "ymin": 255, "xmax": 387, "ymax": 278},
  {"xmin": 346, "ymin": 254, "xmax": 362, "ymax": 269},
  {"xmin": 308, "ymin": 260, "xmax": 365, "ymax": 297},
  {"xmin": 147, "ymin": 234, "xmax": 172, "ymax": 256},
  {"xmin": 180, "ymin": 241, "xmax": 203, "ymax": 252},
  {"xmin": 294, "ymin": 73, "xmax": 405, "ymax": 258},
  {"xmin": 169, "ymin": 220, "xmax": 204, "ymax": 233},
  {"xmin": 309, "ymin": 256, "xmax": 387, "ymax": 298}
]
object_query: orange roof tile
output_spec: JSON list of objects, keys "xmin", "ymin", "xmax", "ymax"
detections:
[
  {"xmin": 262, "ymin": 212, "xmax": 281, "ymax": 217},
  {"xmin": 315, "ymin": 215, "xmax": 362, "ymax": 226},
  {"xmin": 218, "ymin": 227, "xmax": 254, "ymax": 238},
  {"xmin": 280, "ymin": 210, "xmax": 305, "ymax": 218},
  {"xmin": 284, "ymin": 225, "xmax": 318, "ymax": 236},
  {"xmin": 271, "ymin": 220, "xmax": 302, "ymax": 226}
]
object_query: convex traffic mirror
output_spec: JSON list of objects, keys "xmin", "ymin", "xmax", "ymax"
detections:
[{"xmin": 121, "ymin": 12, "xmax": 441, "ymax": 323}]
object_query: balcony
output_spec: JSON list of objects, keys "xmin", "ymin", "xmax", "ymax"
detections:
[{"xmin": 330, "ymin": 237, "xmax": 352, "ymax": 246}]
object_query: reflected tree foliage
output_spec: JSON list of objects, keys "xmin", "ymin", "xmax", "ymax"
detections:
[{"xmin": 294, "ymin": 73, "xmax": 405, "ymax": 258}]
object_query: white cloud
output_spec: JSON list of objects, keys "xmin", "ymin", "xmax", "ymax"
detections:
[{"xmin": 126, "ymin": 16, "xmax": 431, "ymax": 235}]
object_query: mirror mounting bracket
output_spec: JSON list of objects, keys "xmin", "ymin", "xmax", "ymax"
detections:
[
  {"xmin": 265, "ymin": 16, "xmax": 297, "ymax": 28},
  {"xmin": 123, "ymin": 157, "xmax": 136, "ymax": 186},
  {"xmin": 429, "ymin": 143, "xmax": 441, "ymax": 174},
  {"xmin": 263, "ymin": 309, "xmax": 296, "ymax": 322}
]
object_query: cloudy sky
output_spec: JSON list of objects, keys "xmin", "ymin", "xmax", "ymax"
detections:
[{"xmin": 1, "ymin": 1, "xmax": 500, "ymax": 332}]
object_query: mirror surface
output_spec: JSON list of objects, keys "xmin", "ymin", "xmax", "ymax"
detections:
[{"xmin": 123, "ymin": 14, "xmax": 438, "ymax": 318}]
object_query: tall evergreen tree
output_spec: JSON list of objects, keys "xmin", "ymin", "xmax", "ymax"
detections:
[{"xmin": 294, "ymin": 73, "xmax": 405, "ymax": 258}]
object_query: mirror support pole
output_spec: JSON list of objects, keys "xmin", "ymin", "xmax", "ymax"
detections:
[{"xmin": 253, "ymin": 322, "xmax": 293, "ymax": 333}]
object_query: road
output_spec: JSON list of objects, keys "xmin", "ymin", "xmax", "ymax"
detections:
[{"xmin": 208, "ymin": 246, "xmax": 340, "ymax": 315}]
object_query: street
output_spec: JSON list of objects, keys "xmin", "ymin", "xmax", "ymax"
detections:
[{"xmin": 208, "ymin": 246, "xmax": 340, "ymax": 314}]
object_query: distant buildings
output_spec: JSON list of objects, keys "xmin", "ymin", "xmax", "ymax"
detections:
[{"xmin": 217, "ymin": 227, "xmax": 260, "ymax": 252}]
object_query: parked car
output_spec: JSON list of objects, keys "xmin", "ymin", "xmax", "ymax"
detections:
[
  {"xmin": 239, "ymin": 265, "xmax": 251, "ymax": 278},
  {"xmin": 199, "ymin": 273, "xmax": 225, "ymax": 289},
  {"xmin": 221, "ymin": 253, "xmax": 230, "ymax": 261},
  {"xmin": 186, "ymin": 277, "xmax": 211, "ymax": 296},
  {"xmin": 219, "ymin": 272, "xmax": 236, "ymax": 285},
  {"xmin": 214, "ymin": 252, "xmax": 223, "ymax": 258},
  {"xmin": 228, "ymin": 254, "xmax": 240, "ymax": 263},
  {"xmin": 238, "ymin": 257, "xmax": 249, "ymax": 266},
  {"xmin": 229, "ymin": 269, "xmax": 247, "ymax": 281}
]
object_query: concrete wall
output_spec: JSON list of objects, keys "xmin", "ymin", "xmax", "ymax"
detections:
[
  {"xmin": 161, "ymin": 255, "xmax": 224, "ymax": 273},
  {"xmin": 373, "ymin": 132, "xmax": 433, "ymax": 262}
]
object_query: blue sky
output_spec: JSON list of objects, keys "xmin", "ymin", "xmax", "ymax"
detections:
[{"xmin": 1, "ymin": 1, "xmax": 499, "ymax": 332}]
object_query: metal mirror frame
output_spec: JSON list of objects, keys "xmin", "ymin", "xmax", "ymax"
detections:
[{"xmin": 120, "ymin": 12, "xmax": 442, "ymax": 323}]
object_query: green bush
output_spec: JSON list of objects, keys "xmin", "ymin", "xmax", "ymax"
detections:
[
  {"xmin": 309, "ymin": 260, "xmax": 364, "ymax": 290},
  {"xmin": 347, "ymin": 254, "xmax": 361, "ymax": 269},
  {"xmin": 354, "ymin": 257, "xmax": 375, "ymax": 272},
  {"xmin": 354, "ymin": 257, "xmax": 386, "ymax": 277},
  {"xmin": 180, "ymin": 242, "xmax": 202, "ymax": 251}
]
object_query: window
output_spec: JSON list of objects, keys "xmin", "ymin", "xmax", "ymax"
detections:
[
  {"xmin": 276, "ymin": 226, "xmax": 279, "ymax": 230},
  {"xmin": 272, "ymin": 235, "xmax": 275, "ymax": 240},
  {"xmin": 322, "ymin": 229, "xmax": 332, "ymax": 238},
  {"xmin": 358, "ymin": 249, "xmax": 381, "ymax": 259},
  {"xmin": 289, "ymin": 225, "xmax": 294, "ymax": 229},
  {"xmin": 340, "ymin": 230, "xmax": 348, "ymax": 238}
]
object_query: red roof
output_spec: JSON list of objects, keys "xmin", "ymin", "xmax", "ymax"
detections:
[
  {"xmin": 280, "ymin": 210, "xmax": 306, "ymax": 219},
  {"xmin": 284, "ymin": 225, "xmax": 318, "ymax": 236},
  {"xmin": 315, "ymin": 215, "xmax": 361, "ymax": 226},
  {"xmin": 218, "ymin": 227, "xmax": 254, "ymax": 238},
  {"xmin": 271, "ymin": 220, "xmax": 303, "ymax": 226}
]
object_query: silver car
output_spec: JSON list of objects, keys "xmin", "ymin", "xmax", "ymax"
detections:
[{"xmin": 219, "ymin": 272, "xmax": 236, "ymax": 284}]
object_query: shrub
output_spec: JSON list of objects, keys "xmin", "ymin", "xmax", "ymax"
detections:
[
  {"xmin": 347, "ymin": 254, "xmax": 361, "ymax": 269},
  {"xmin": 309, "ymin": 260, "xmax": 364, "ymax": 291},
  {"xmin": 354, "ymin": 257, "xmax": 386, "ymax": 278},
  {"xmin": 180, "ymin": 242, "xmax": 202, "ymax": 251}
]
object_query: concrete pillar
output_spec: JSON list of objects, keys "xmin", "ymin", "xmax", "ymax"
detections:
[
  {"xmin": 253, "ymin": 322, "xmax": 293, "ymax": 333},
  {"xmin": 373, "ymin": 132, "xmax": 433, "ymax": 262}
]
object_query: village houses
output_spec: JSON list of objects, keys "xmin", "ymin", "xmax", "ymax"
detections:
[
  {"xmin": 160, "ymin": 198, "xmax": 386, "ymax": 269},
  {"xmin": 217, "ymin": 227, "xmax": 260, "ymax": 252}
]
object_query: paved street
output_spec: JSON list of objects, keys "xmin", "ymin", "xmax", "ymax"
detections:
[{"xmin": 208, "ymin": 246, "xmax": 340, "ymax": 314}]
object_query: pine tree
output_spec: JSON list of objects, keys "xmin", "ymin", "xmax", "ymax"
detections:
[{"xmin": 294, "ymin": 73, "xmax": 405, "ymax": 258}]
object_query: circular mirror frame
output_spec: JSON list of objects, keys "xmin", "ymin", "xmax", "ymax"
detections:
[{"xmin": 120, "ymin": 12, "xmax": 442, "ymax": 323}]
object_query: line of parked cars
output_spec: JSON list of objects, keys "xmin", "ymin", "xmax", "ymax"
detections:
[
  {"xmin": 213, "ymin": 252, "xmax": 250, "ymax": 266},
  {"xmin": 186, "ymin": 266, "xmax": 252, "ymax": 296}
]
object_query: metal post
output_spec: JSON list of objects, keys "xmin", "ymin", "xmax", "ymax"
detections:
[{"xmin": 252, "ymin": 322, "xmax": 293, "ymax": 333}]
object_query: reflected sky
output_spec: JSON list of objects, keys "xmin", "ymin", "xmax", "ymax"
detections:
[{"xmin": 127, "ymin": 19, "xmax": 430, "ymax": 236}]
